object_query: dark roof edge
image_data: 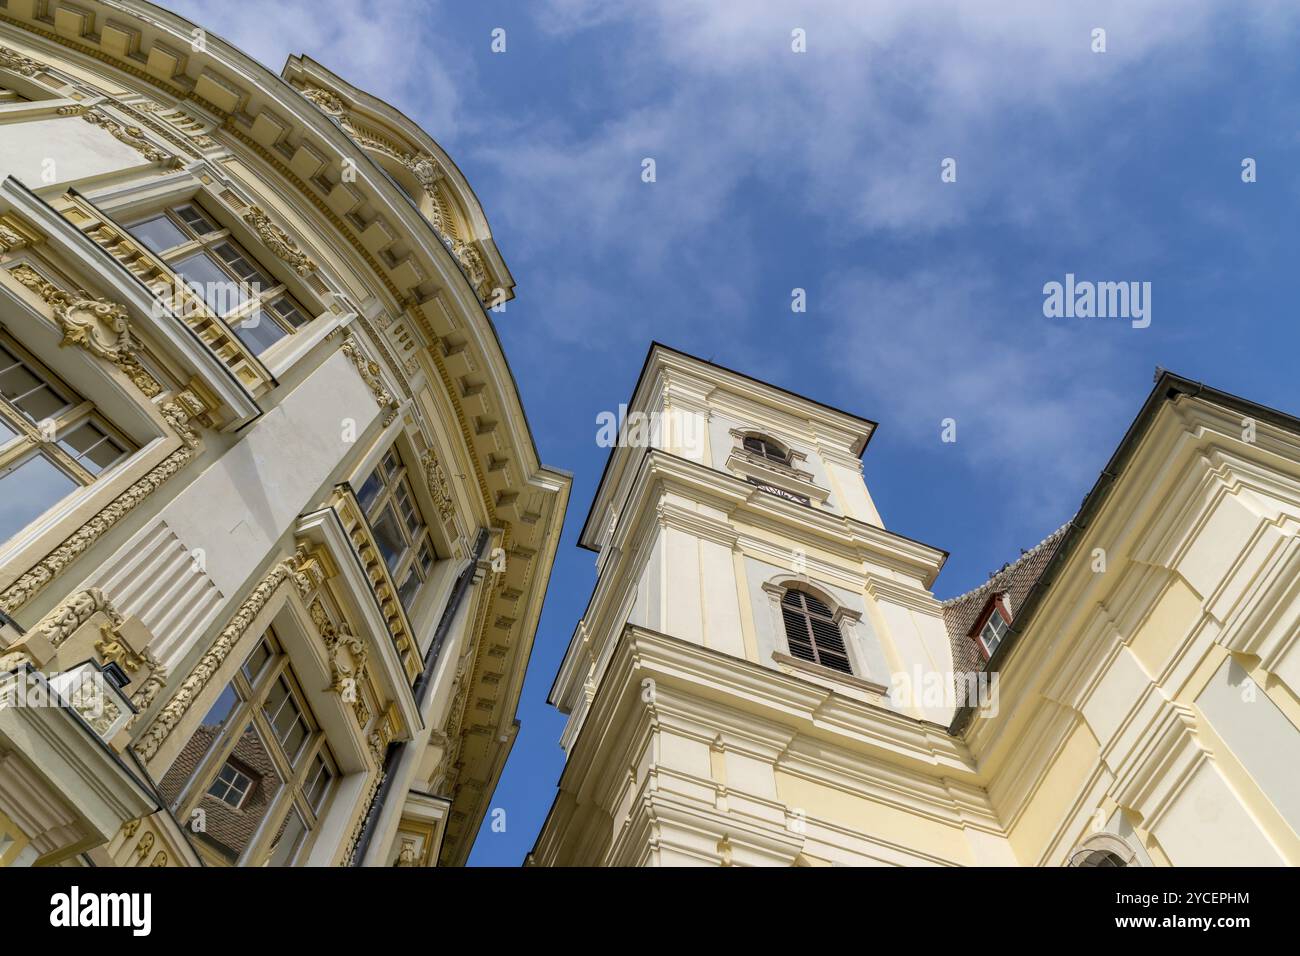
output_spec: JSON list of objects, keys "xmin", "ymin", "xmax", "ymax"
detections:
[{"xmin": 948, "ymin": 370, "xmax": 1300, "ymax": 735}]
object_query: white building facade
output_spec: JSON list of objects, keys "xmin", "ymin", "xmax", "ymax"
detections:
[
  {"xmin": 533, "ymin": 344, "xmax": 1300, "ymax": 867},
  {"xmin": 0, "ymin": 1, "xmax": 567, "ymax": 868}
]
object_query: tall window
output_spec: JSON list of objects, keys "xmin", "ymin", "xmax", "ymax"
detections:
[
  {"xmin": 780, "ymin": 588, "xmax": 852, "ymax": 674},
  {"xmin": 125, "ymin": 202, "xmax": 313, "ymax": 355},
  {"xmin": 743, "ymin": 434, "xmax": 790, "ymax": 465},
  {"xmin": 978, "ymin": 605, "xmax": 1010, "ymax": 659},
  {"xmin": 355, "ymin": 447, "xmax": 436, "ymax": 610},
  {"xmin": 0, "ymin": 338, "xmax": 132, "ymax": 546},
  {"xmin": 158, "ymin": 629, "xmax": 337, "ymax": 867}
]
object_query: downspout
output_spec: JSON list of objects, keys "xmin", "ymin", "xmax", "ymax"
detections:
[{"xmin": 349, "ymin": 527, "xmax": 489, "ymax": 866}]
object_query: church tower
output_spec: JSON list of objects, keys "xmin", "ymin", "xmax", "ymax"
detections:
[{"xmin": 533, "ymin": 344, "xmax": 978, "ymax": 866}]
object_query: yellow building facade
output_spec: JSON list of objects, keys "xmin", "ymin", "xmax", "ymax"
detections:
[
  {"xmin": 533, "ymin": 345, "xmax": 1300, "ymax": 867},
  {"xmin": 0, "ymin": 1, "xmax": 567, "ymax": 867}
]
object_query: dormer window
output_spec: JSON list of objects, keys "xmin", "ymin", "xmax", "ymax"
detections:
[
  {"xmin": 977, "ymin": 603, "xmax": 1011, "ymax": 659},
  {"xmin": 742, "ymin": 434, "xmax": 790, "ymax": 465}
]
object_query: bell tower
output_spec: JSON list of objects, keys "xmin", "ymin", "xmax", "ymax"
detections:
[{"xmin": 535, "ymin": 344, "xmax": 961, "ymax": 866}]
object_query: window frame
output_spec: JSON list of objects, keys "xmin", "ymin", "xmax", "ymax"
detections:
[
  {"xmin": 122, "ymin": 201, "xmax": 315, "ymax": 356},
  {"xmin": 355, "ymin": 446, "xmax": 437, "ymax": 611},
  {"xmin": 168, "ymin": 629, "xmax": 338, "ymax": 867},
  {"xmin": 779, "ymin": 587, "xmax": 855, "ymax": 676},
  {"xmin": 0, "ymin": 334, "xmax": 134, "ymax": 544},
  {"xmin": 973, "ymin": 597, "xmax": 1012, "ymax": 660},
  {"xmin": 741, "ymin": 433, "xmax": 791, "ymax": 466}
]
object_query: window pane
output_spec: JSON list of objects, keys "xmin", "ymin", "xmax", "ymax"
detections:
[
  {"xmin": 0, "ymin": 416, "xmax": 15, "ymax": 446},
  {"xmin": 58, "ymin": 421, "xmax": 126, "ymax": 475},
  {"xmin": 230, "ymin": 310, "xmax": 288, "ymax": 355},
  {"xmin": 0, "ymin": 453, "xmax": 78, "ymax": 545},
  {"xmin": 396, "ymin": 564, "xmax": 421, "ymax": 610},
  {"xmin": 370, "ymin": 503, "xmax": 408, "ymax": 574},
  {"xmin": 356, "ymin": 469, "xmax": 384, "ymax": 513},
  {"xmin": 0, "ymin": 358, "xmax": 69, "ymax": 422},
  {"xmin": 173, "ymin": 251, "xmax": 246, "ymax": 315},
  {"xmin": 241, "ymin": 638, "xmax": 272, "ymax": 684},
  {"xmin": 268, "ymin": 295, "xmax": 310, "ymax": 329},
  {"xmin": 128, "ymin": 214, "xmax": 188, "ymax": 255},
  {"xmin": 197, "ymin": 723, "xmax": 284, "ymax": 864},
  {"xmin": 265, "ymin": 677, "xmax": 308, "ymax": 763},
  {"xmin": 212, "ymin": 242, "xmax": 271, "ymax": 289},
  {"xmin": 305, "ymin": 754, "xmax": 332, "ymax": 812},
  {"xmin": 157, "ymin": 681, "xmax": 240, "ymax": 812},
  {"xmin": 266, "ymin": 809, "xmax": 308, "ymax": 867},
  {"xmin": 175, "ymin": 204, "xmax": 217, "ymax": 236}
]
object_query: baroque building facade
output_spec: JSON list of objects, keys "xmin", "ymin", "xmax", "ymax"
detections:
[
  {"xmin": 532, "ymin": 344, "xmax": 1300, "ymax": 867},
  {"xmin": 0, "ymin": 1, "xmax": 567, "ymax": 867}
]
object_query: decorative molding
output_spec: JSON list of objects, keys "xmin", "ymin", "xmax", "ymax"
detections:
[
  {"xmin": 340, "ymin": 332, "xmax": 399, "ymax": 426},
  {"xmin": 0, "ymin": 217, "xmax": 33, "ymax": 253},
  {"xmin": 294, "ymin": 86, "xmax": 497, "ymax": 300},
  {"xmin": 56, "ymin": 104, "xmax": 184, "ymax": 170},
  {"xmin": 309, "ymin": 599, "xmax": 368, "ymax": 697},
  {"xmin": 242, "ymin": 206, "xmax": 316, "ymax": 277},
  {"xmin": 0, "ymin": 44, "xmax": 38, "ymax": 76},
  {"xmin": 133, "ymin": 547, "xmax": 318, "ymax": 761},
  {"xmin": 37, "ymin": 587, "xmax": 122, "ymax": 647},
  {"xmin": 300, "ymin": 87, "xmax": 345, "ymax": 115},
  {"xmin": 421, "ymin": 449, "xmax": 456, "ymax": 520},
  {"xmin": 9, "ymin": 264, "xmax": 162, "ymax": 397}
]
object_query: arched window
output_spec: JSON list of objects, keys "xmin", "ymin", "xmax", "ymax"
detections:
[
  {"xmin": 742, "ymin": 434, "xmax": 790, "ymax": 465},
  {"xmin": 780, "ymin": 589, "xmax": 852, "ymax": 674},
  {"xmin": 1066, "ymin": 832, "xmax": 1139, "ymax": 867}
]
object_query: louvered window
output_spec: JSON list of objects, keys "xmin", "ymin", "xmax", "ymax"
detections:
[
  {"xmin": 780, "ymin": 589, "xmax": 852, "ymax": 674},
  {"xmin": 743, "ymin": 434, "xmax": 789, "ymax": 464}
]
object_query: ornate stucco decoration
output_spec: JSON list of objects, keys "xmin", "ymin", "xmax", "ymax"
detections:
[
  {"xmin": 309, "ymin": 599, "xmax": 368, "ymax": 696},
  {"xmin": 0, "ymin": 587, "xmax": 125, "ymax": 670},
  {"xmin": 56, "ymin": 104, "xmax": 184, "ymax": 170},
  {"xmin": 133, "ymin": 547, "xmax": 320, "ymax": 761},
  {"xmin": 242, "ymin": 206, "xmax": 316, "ymax": 276},
  {"xmin": 449, "ymin": 238, "xmax": 492, "ymax": 301},
  {"xmin": 0, "ymin": 45, "xmax": 38, "ymax": 76},
  {"xmin": 297, "ymin": 86, "xmax": 491, "ymax": 297},
  {"xmin": 340, "ymin": 332, "xmax": 400, "ymax": 426},
  {"xmin": 37, "ymin": 587, "xmax": 123, "ymax": 647},
  {"xmin": 0, "ymin": 394, "xmax": 206, "ymax": 615},
  {"xmin": 0, "ymin": 222, "xmax": 29, "ymax": 254},
  {"xmin": 10, "ymin": 265, "xmax": 162, "ymax": 397},
  {"xmin": 300, "ymin": 86, "xmax": 346, "ymax": 116},
  {"xmin": 421, "ymin": 449, "xmax": 456, "ymax": 521}
]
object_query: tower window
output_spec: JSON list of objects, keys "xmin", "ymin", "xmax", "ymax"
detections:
[
  {"xmin": 1072, "ymin": 849, "xmax": 1128, "ymax": 868},
  {"xmin": 742, "ymin": 434, "xmax": 790, "ymax": 465},
  {"xmin": 780, "ymin": 589, "xmax": 852, "ymax": 674}
]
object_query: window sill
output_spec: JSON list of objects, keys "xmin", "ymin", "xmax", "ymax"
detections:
[
  {"xmin": 772, "ymin": 651, "xmax": 888, "ymax": 697},
  {"xmin": 262, "ymin": 311, "xmax": 350, "ymax": 379}
]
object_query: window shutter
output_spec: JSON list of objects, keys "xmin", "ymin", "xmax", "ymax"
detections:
[{"xmin": 780, "ymin": 589, "xmax": 853, "ymax": 674}]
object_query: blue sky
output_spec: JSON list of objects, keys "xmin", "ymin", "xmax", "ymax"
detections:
[{"xmin": 171, "ymin": 0, "xmax": 1300, "ymax": 865}]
